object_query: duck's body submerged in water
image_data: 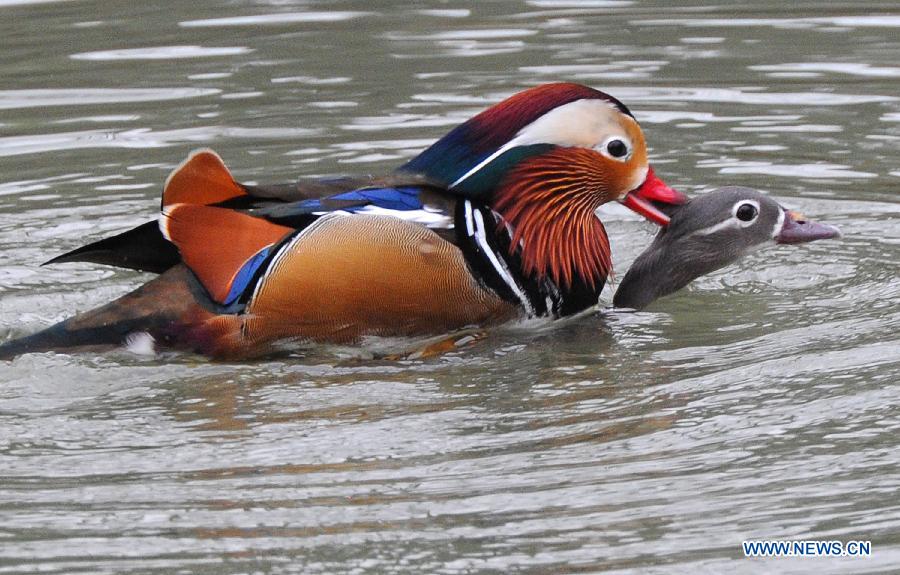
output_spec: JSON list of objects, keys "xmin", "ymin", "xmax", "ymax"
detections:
[{"xmin": 0, "ymin": 83, "xmax": 838, "ymax": 360}]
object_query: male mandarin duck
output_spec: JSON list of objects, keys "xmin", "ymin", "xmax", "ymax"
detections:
[{"xmin": 1, "ymin": 82, "xmax": 689, "ymax": 360}]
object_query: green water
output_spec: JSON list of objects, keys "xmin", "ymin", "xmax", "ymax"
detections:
[{"xmin": 1, "ymin": 1, "xmax": 898, "ymax": 573}]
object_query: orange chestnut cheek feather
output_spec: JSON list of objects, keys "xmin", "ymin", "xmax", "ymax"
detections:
[
  {"xmin": 619, "ymin": 119, "xmax": 649, "ymax": 196},
  {"xmin": 493, "ymin": 147, "xmax": 634, "ymax": 289}
]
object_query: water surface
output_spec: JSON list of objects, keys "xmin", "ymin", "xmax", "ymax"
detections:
[{"xmin": 1, "ymin": 1, "xmax": 899, "ymax": 573}]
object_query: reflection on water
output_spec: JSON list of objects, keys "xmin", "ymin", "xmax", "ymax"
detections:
[{"xmin": 1, "ymin": 0, "xmax": 899, "ymax": 573}]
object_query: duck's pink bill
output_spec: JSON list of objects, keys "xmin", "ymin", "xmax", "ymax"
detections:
[{"xmin": 775, "ymin": 209, "xmax": 842, "ymax": 244}]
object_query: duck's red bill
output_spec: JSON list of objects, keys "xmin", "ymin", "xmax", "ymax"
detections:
[
  {"xmin": 620, "ymin": 167, "xmax": 687, "ymax": 226},
  {"xmin": 636, "ymin": 167, "xmax": 688, "ymax": 206},
  {"xmin": 620, "ymin": 192, "xmax": 672, "ymax": 226},
  {"xmin": 775, "ymin": 210, "xmax": 842, "ymax": 244}
]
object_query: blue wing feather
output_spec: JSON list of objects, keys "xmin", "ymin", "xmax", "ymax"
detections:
[
  {"xmin": 333, "ymin": 186, "xmax": 423, "ymax": 211},
  {"xmin": 223, "ymin": 246, "xmax": 271, "ymax": 306},
  {"xmin": 256, "ymin": 186, "xmax": 426, "ymax": 220}
]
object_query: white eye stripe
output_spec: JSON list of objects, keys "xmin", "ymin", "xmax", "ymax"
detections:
[
  {"xmin": 771, "ymin": 207, "xmax": 785, "ymax": 239},
  {"xmin": 450, "ymin": 98, "xmax": 628, "ymax": 189},
  {"xmin": 691, "ymin": 198, "xmax": 764, "ymax": 236},
  {"xmin": 693, "ymin": 218, "xmax": 740, "ymax": 236}
]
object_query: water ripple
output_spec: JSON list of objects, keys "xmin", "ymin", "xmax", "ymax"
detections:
[
  {"xmin": 0, "ymin": 0, "xmax": 71, "ymax": 5},
  {"xmin": 71, "ymin": 45, "xmax": 252, "ymax": 61},
  {"xmin": 179, "ymin": 11, "xmax": 370, "ymax": 28},
  {"xmin": 0, "ymin": 126, "xmax": 319, "ymax": 157},
  {"xmin": 0, "ymin": 88, "xmax": 220, "ymax": 110},
  {"xmin": 415, "ymin": 9, "xmax": 470, "ymax": 18},
  {"xmin": 527, "ymin": 0, "xmax": 634, "ymax": 7},
  {"xmin": 634, "ymin": 15, "xmax": 900, "ymax": 29},
  {"xmin": 610, "ymin": 87, "xmax": 896, "ymax": 106},
  {"xmin": 411, "ymin": 29, "xmax": 536, "ymax": 40},
  {"xmin": 639, "ymin": 111, "xmax": 801, "ymax": 124},
  {"xmin": 697, "ymin": 159, "xmax": 878, "ymax": 179},
  {"xmin": 751, "ymin": 62, "xmax": 900, "ymax": 78},
  {"xmin": 521, "ymin": 61, "xmax": 667, "ymax": 80},
  {"xmin": 1, "ymin": 1, "xmax": 898, "ymax": 573}
]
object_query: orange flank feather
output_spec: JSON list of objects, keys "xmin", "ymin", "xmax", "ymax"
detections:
[
  {"xmin": 233, "ymin": 214, "xmax": 518, "ymax": 350},
  {"xmin": 162, "ymin": 149, "xmax": 247, "ymax": 208},
  {"xmin": 160, "ymin": 204, "xmax": 293, "ymax": 304},
  {"xmin": 493, "ymin": 148, "xmax": 614, "ymax": 289}
]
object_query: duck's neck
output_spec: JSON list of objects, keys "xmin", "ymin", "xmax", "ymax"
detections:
[
  {"xmin": 612, "ymin": 231, "xmax": 719, "ymax": 310},
  {"xmin": 456, "ymin": 200, "xmax": 606, "ymax": 319},
  {"xmin": 611, "ymin": 246, "xmax": 673, "ymax": 310},
  {"xmin": 492, "ymin": 149, "xmax": 612, "ymax": 291}
]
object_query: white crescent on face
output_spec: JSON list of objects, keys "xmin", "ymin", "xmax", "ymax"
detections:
[{"xmin": 451, "ymin": 99, "xmax": 645, "ymax": 190}]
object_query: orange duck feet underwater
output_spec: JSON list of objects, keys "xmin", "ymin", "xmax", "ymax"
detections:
[{"xmin": 0, "ymin": 82, "xmax": 839, "ymax": 361}]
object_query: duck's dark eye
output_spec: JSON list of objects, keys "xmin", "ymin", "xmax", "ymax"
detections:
[
  {"xmin": 736, "ymin": 202, "xmax": 758, "ymax": 222},
  {"xmin": 606, "ymin": 139, "xmax": 628, "ymax": 158}
]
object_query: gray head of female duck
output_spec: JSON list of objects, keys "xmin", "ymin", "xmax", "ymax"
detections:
[{"xmin": 613, "ymin": 186, "xmax": 841, "ymax": 310}]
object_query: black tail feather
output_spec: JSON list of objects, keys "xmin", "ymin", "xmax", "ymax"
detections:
[{"xmin": 43, "ymin": 220, "xmax": 179, "ymax": 273}]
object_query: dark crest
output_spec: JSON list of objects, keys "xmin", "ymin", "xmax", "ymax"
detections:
[{"xmin": 399, "ymin": 83, "xmax": 633, "ymax": 196}]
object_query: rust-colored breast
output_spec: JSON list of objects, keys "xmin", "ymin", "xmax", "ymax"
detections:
[{"xmin": 239, "ymin": 214, "xmax": 518, "ymax": 347}]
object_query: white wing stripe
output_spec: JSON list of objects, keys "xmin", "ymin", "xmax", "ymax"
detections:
[{"xmin": 466, "ymin": 201, "xmax": 535, "ymax": 317}]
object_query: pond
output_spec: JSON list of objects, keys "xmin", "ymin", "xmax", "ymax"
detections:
[{"xmin": 1, "ymin": 1, "xmax": 898, "ymax": 573}]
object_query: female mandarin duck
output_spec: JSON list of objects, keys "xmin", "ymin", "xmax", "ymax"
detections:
[
  {"xmin": 1, "ymin": 82, "xmax": 688, "ymax": 359},
  {"xmin": 613, "ymin": 187, "xmax": 840, "ymax": 309}
]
